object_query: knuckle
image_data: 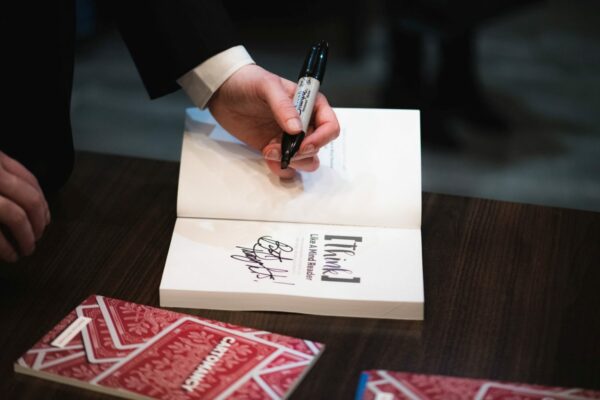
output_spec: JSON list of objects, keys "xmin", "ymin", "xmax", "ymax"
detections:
[
  {"xmin": 265, "ymin": 72, "xmax": 280, "ymax": 84},
  {"xmin": 0, "ymin": 171, "xmax": 16, "ymax": 186},
  {"xmin": 10, "ymin": 207, "xmax": 28, "ymax": 226},
  {"xmin": 29, "ymin": 192, "xmax": 45, "ymax": 210},
  {"xmin": 260, "ymin": 73, "xmax": 278, "ymax": 90}
]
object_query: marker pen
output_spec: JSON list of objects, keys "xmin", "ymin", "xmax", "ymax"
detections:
[{"xmin": 281, "ymin": 41, "xmax": 328, "ymax": 169}]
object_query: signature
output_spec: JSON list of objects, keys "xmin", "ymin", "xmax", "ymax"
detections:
[{"xmin": 231, "ymin": 236, "xmax": 294, "ymax": 282}]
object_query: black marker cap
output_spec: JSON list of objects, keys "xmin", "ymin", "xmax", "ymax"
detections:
[{"xmin": 298, "ymin": 40, "xmax": 328, "ymax": 83}]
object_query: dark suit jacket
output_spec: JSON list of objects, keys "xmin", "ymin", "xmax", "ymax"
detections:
[{"xmin": 0, "ymin": 0, "xmax": 238, "ymax": 193}]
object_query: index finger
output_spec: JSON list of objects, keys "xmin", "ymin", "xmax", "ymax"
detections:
[{"xmin": 298, "ymin": 93, "xmax": 340, "ymax": 153}]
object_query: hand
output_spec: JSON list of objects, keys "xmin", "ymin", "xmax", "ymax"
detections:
[
  {"xmin": 0, "ymin": 152, "xmax": 50, "ymax": 263},
  {"xmin": 208, "ymin": 64, "xmax": 340, "ymax": 178}
]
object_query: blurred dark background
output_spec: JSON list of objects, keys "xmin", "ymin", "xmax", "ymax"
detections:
[{"xmin": 72, "ymin": 0, "xmax": 600, "ymax": 211}]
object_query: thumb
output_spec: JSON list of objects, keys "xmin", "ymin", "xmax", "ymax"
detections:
[{"xmin": 260, "ymin": 76, "xmax": 303, "ymax": 134}]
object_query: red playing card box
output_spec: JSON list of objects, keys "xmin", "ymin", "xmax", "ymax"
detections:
[
  {"xmin": 14, "ymin": 295, "xmax": 323, "ymax": 399},
  {"xmin": 355, "ymin": 370, "xmax": 600, "ymax": 400}
]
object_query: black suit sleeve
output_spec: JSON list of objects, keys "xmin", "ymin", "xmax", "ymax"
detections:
[{"xmin": 110, "ymin": 0, "xmax": 240, "ymax": 99}]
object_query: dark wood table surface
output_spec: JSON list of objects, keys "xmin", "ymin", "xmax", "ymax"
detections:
[{"xmin": 1, "ymin": 152, "xmax": 599, "ymax": 399}]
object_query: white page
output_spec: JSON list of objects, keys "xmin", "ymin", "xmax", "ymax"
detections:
[
  {"xmin": 177, "ymin": 108, "xmax": 421, "ymax": 229},
  {"xmin": 160, "ymin": 218, "xmax": 424, "ymax": 319}
]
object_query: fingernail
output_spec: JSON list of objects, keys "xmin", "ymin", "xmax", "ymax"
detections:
[
  {"xmin": 265, "ymin": 149, "xmax": 280, "ymax": 161},
  {"xmin": 292, "ymin": 145, "xmax": 316, "ymax": 161},
  {"xmin": 24, "ymin": 245, "xmax": 35, "ymax": 257},
  {"xmin": 286, "ymin": 118, "xmax": 302, "ymax": 133},
  {"xmin": 300, "ymin": 145, "xmax": 315, "ymax": 155}
]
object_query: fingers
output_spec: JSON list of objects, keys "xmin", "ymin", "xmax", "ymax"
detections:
[
  {"xmin": 263, "ymin": 129, "xmax": 317, "ymax": 161},
  {"xmin": 0, "ymin": 170, "xmax": 48, "ymax": 240},
  {"xmin": 263, "ymin": 139, "xmax": 320, "ymax": 177},
  {"xmin": 0, "ymin": 152, "xmax": 50, "ymax": 262},
  {"xmin": 0, "ymin": 151, "xmax": 44, "ymax": 194},
  {"xmin": 0, "ymin": 231, "xmax": 18, "ymax": 263},
  {"xmin": 259, "ymin": 75, "xmax": 303, "ymax": 134},
  {"xmin": 0, "ymin": 151, "xmax": 49, "ymax": 224},
  {"xmin": 299, "ymin": 93, "xmax": 340, "ymax": 151},
  {"xmin": 290, "ymin": 155, "xmax": 320, "ymax": 172},
  {"xmin": 265, "ymin": 160, "xmax": 297, "ymax": 179},
  {"xmin": 262, "ymin": 92, "xmax": 339, "ymax": 171},
  {"xmin": 258, "ymin": 74, "xmax": 338, "ymax": 177},
  {"xmin": 0, "ymin": 196, "xmax": 36, "ymax": 259},
  {"xmin": 264, "ymin": 155, "xmax": 320, "ymax": 178},
  {"xmin": 273, "ymin": 78, "xmax": 340, "ymax": 151}
]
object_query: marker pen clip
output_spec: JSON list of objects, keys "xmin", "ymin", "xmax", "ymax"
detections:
[{"xmin": 280, "ymin": 41, "xmax": 328, "ymax": 169}]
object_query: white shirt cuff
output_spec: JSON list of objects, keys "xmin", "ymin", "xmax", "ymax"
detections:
[{"xmin": 177, "ymin": 45, "xmax": 255, "ymax": 109}]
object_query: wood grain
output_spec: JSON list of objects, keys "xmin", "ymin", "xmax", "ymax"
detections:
[{"xmin": 1, "ymin": 152, "xmax": 598, "ymax": 399}]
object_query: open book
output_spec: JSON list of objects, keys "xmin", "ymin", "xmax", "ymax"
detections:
[{"xmin": 159, "ymin": 108, "xmax": 423, "ymax": 320}]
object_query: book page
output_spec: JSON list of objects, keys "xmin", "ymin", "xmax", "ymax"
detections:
[
  {"xmin": 160, "ymin": 218, "xmax": 423, "ymax": 320},
  {"xmin": 177, "ymin": 108, "xmax": 421, "ymax": 229}
]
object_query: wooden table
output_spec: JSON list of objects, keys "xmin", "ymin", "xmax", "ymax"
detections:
[{"xmin": 1, "ymin": 152, "xmax": 599, "ymax": 399}]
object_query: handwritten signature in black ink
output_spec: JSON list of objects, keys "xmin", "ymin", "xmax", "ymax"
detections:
[{"xmin": 231, "ymin": 236, "xmax": 294, "ymax": 282}]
